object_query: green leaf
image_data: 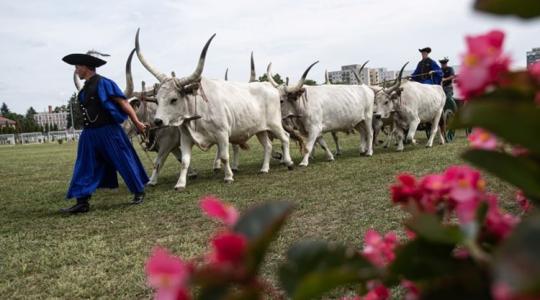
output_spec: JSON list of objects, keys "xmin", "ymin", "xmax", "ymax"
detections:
[
  {"xmin": 279, "ymin": 240, "xmax": 378, "ymax": 300},
  {"xmin": 475, "ymin": 0, "xmax": 540, "ymax": 19},
  {"xmin": 406, "ymin": 214, "xmax": 464, "ymax": 245},
  {"xmin": 452, "ymin": 100, "xmax": 540, "ymax": 154},
  {"xmin": 494, "ymin": 212, "xmax": 540, "ymax": 297},
  {"xmin": 462, "ymin": 150, "xmax": 540, "ymax": 203},
  {"xmin": 233, "ymin": 201, "xmax": 293, "ymax": 275},
  {"xmin": 390, "ymin": 239, "xmax": 459, "ymax": 280}
]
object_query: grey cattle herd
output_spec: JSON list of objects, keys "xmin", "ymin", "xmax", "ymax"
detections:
[{"xmin": 73, "ymin": 30, "xmax": 447, "ymax": 190}]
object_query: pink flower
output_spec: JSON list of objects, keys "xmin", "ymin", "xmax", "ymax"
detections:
[
  {"xmin": 515, "ymin": 190, "xmax": 533, "ymax": 213},
  {"xmin": 200, "ymin": 195, "xmax": 239, "ymax": 226},
  {"xmin": 457, "ymin": 30, "xmax": 511, "ymax": 100},
  {"xmin": 418, "ymin": 174, "xmax": 450, "ymax": 212},
  {"xmin": 145, "ymin": 247, "xmax": 191, "ymax": 300},
  {"xmin": 363, "ymin": 281, "xmax": 390, "ymax": 300},
  {"xmin": 443, "ymin": 166, "xmax": 486, "ymax": 223},
  {"xmin": 468, "ymin": 128, "xmax": 498, "ymax": 150},
  {"xmin": 207, "ymin": 232, "xmax": 248, "ymax": 268},
  {"xmin": 362, "ymin": 229, "xmax": 398, "ymax": 267},
  {"xmin": 390, "ymin": 174, "xmax": 421, "ymax": 205},
  {"xmin": 401, "ymin": 280, "xmax": 420, "ymax": 300},
  {"xmin": 484, "ymin": 195, "xmax": 519, "ymax": 241}
]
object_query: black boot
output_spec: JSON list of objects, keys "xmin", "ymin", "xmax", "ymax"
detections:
[
  {"xmin": 131, "ymin": 192, "xmax": 145, "ymax": 205},
  {"xmin": 60, "ymin": 196, "xmax": 90, "ymax": 214}
]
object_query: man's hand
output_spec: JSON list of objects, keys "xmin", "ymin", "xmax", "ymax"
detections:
[{"xmin": 134, "ymin": 120, "xmax": 147, "ymax": 134}]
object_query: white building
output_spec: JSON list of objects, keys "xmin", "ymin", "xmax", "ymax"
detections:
[
  {"xmin": 328, "ymin": 64, "xmax": 371, "ymax": 84},
  {"xmin": 34, "ymin": 105, "xmax": 68, "ymax": 130},
  {"xmin": 527, "ymin": 47, "xmax": 540, "ymax": 68}
]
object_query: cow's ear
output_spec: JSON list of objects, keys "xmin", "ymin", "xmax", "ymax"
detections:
[{"xmin": 128, "ymin": 97, "xmax": 141, "ymax": 109}]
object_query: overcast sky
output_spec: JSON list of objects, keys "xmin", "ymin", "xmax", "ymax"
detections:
[{"xmin": 1, "ymin": 0, "xmax": 539, "ymax": 114}]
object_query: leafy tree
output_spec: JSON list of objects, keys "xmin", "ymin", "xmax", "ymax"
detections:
[
  {"xmin": 258, "ymin": 73, "xmax": 284, "ymax": 85},
  {"xmin": 304, "ymin": 79, "xmax": 317, "ymax": 86},
  {"xmin": 66, "ymin": 93, "xmax": 83, "ymax": 129},
  {"xmin": 0, "ymin": 102, "xmax": 10, "ymax": 116}
]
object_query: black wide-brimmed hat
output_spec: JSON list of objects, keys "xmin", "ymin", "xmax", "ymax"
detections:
[
  {"xmin": 439, "ymin": 57, "xmax": 449, "ymax": 64},
  {"xmin": 62, "ymin": 50, "xmax": 109, "ymax": 67},
  {"xmin": 418, "ymin": 47, "xmax": 432, "ymax": 53}
]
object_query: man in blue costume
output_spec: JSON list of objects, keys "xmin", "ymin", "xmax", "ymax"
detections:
[
  {"xmin": 61, "ymin": 51, "xmax": 149, "ymax": 214},
  {"xmin": 410, "ymin": 47, "xmax": 443, "ymax": 85},
  {"xmin": 439, "ymin": 57, "xmax": 457, "ymax": 111}
]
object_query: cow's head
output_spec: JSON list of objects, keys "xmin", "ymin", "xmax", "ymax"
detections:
[
  {"xmin": 135, "ymin": 29, "xmax": 216, "ymax": 127},
  {"xmin": 373, "ymin": 62, "xmax": 408, "ymax": 119},
  {"xmin": 266, "ymin": 61, "xmax": 318, "ymax": 120}
]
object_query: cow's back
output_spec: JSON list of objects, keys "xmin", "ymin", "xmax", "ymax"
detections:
[
  {"xmin": 401, "ymin": 81, "xmax": 445, "ymax": 122},
  {"xmin": 303, "ymin": 85, "xmax": 373, "ymax": 131}
]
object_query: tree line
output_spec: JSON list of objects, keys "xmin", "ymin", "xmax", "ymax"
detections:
[{"xmin": 0, "ymin": 92, "xmax": 84, "ymax": 134}]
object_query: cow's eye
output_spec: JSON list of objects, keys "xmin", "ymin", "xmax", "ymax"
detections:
[
  {"xmin": 170, "ymin": 98, "xmax": 178, "ymax": 104},
  {"xmin": 384, "ymin": 101, "xmax": 389, "ymax": 105}
]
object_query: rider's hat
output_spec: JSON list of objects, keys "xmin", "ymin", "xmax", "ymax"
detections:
[
  {"xmin": 62, "ymin": 50, "xmax": 109, "ymax": 68},
  {"xmin": 439, "ymin": 57, "xmax": 450, "ymax": 64},
  {"xmin": 418, "ymin": 47, "xmax": 432, "ymax": 54}
]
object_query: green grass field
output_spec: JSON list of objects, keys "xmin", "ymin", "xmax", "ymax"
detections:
[{"xmin": 0, "ymin": 132, "xmax": 519, "ymax": 299}]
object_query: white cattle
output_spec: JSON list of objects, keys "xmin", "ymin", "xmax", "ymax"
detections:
[
  {"xmin": 135, "ymin": 29, "xmax": 294, "ymax": 190},
  {"xmin": 267, "ymin": 61, "xmax": 374, "ymax": 167},
  {"xmin": 372, "ymin": 63, "xmax": 445, "ymax": 151}
]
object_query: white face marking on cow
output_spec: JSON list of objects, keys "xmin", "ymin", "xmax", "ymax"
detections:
[
  {"xmin": 277, "ymin": 86, "xmax": 306, "ymax": 120},
  {"xmin": 373, "ymin": 91, "xmax": 398, "ymax": 119},
  {"xmin": 154, "ymin": 79, "xmax": 195, "ymax": 126}
]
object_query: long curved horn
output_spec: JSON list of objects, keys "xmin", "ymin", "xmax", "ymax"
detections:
[
  {"xmin": 352, "ymin": 69, "xmax": 362, "ymax": 85},
  {"xmin": 286, "ymin": 61, "xmax": 319, "ymax": 93},
  {"xmin": 249, "ymin": 51, "xmax": 257, "ymax": 82},
  {"xmin": 124, "ymin": 48, "xmax": 135, "ymax": 98},
  {"xmin": 135, "ymin": 28, "xmax": 167, "ymax": 83},
  {"xmin": 387, "ymin": 62, "xmax": 409, "ymax": 93},
  {"xmin": 266, "ymin": 63, "xmax": 280, "ymax": 88},
  {"xmin": 175, "ymin": 33, "xmax": 217, "ymax": 87},
  {"xmin": 224, "ymin": 68, "xmax": 229, "ymax": 81},
  {"xmin": 73, "ymin": 71, "xmax": 82, "ymax": 92},
  {"xmin": 325, "ymin": 70, "xmax": 332, "ymax": 85}
]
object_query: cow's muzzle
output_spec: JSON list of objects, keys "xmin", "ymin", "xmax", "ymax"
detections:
[{"xmin": 154, "ymin": 118, "xmax": 164, "ymax": 126}]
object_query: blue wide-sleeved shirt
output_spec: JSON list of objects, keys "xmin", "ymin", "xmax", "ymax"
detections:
[{"xmin": 78, "ymin": 76, "xmax": 128, "ymax": 124}]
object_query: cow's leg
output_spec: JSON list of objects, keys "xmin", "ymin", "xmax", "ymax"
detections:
[
  {"xmin": 299, "ymin": 131, "xmax": 320, "ymax": 167},
  {"xmin": 406, "ymin": 118, "xmax": 421, "ymax": 145},
  {"xmin": 171, "ymin": 148, "xmax": 198, "ymax": 179},
  {"xmin": 256, "ymin": 131, "xmax": 272, "ymax": 173},
  {"xmin": 363, "ymin": 116, "xmax": 374, "ymax": 156},
  {"xmin": 331, "ymin": 132, "xmax": 342, "ymax": 156},
  {"xmin": 175, "ymin": 133, "xmax": 194, "ymax": 191},
  {"xmin": 317, "ymin": 136, "xmax": 334, "ymax": 161},
  {"xmin": 426, "ymin": 109, "xmax": 443, "ymax": 148},
  {"xmin": 372, "ymin": 119, "xmax": 381, "ymax": 146},
  {"xmin": 231, "ymin": 144, "xmax": 240, "ymax": 173},
  {"xmin": 396, "ymin": 127, "xmax": 406, "ymax": 152},
  {"xmin": 212, "ymin": 149, "xmax": 222, "ymax": 173},
  {"xmin": 216, "ymin": 135, "xmax": 234, "ymax": 183},
  {"xmin": 269, "ymin": 126, "xmax": 294, "ymax": 169},
  {"xmin": 148, "ymin": 149, "xmax": 170, "ymax": 186},
  {"xmin": 355, "ymin": 123, "xmax": 367, "ymax": 155}
]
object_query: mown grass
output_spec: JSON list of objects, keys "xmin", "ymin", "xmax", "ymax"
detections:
[{"xmin": 0, "ymin": 131, "xmax": 518, "ymax": 299}]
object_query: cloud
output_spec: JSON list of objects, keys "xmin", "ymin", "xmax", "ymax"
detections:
[{"xmin": 0, "ymin": 0, "xmax": 538, "ymax": 113}]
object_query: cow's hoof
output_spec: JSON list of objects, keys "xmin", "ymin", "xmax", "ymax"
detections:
[
  {"xmin": 224, "ymin": 179, "xmax": 234, "ymax": 184},
  {"xmin": 213, "ymin": 168, "xmax": 221, "ymax": 174},
  {"xmin": 258, "ymin": 170, "xmax": 269, "ymax": 174},
  {"xmin": 287, "ymin": 164, "xmax": 295, "ymax": 170},
  {"xmin": 298, "ymin": 163, "xmax": 308, "ymax": 168},
  {"xmin": 396, "ymin": 149, "xmax": 404, "ymax": 152},
  {"xmin": 174, "ymin": 186, "xmax": 186, "ymax": 192},
  {"xmin": 147, "ymin": 182, "xmax": 157, "ymax": 187},
  {"xmin": 327, "ymin": 157, "xmax": 335, "ymax": 162},
  {"xmin": 187, "ymin": 173, "xmax": 198, "ymax": 180},
  {"xmin": 365, "ymin": 153, "xmax": 373, "ymax": 157},
  {"xmin": 334, "ymin": 151, "xmax": 342, "ymax": 156},
  {"xmin": 425, "ymin": 144, "xmax": 433, "ymax": 148},
  {"xmin": 232, "ymin": 168, "xmax": 239, "ymax": 174}
]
